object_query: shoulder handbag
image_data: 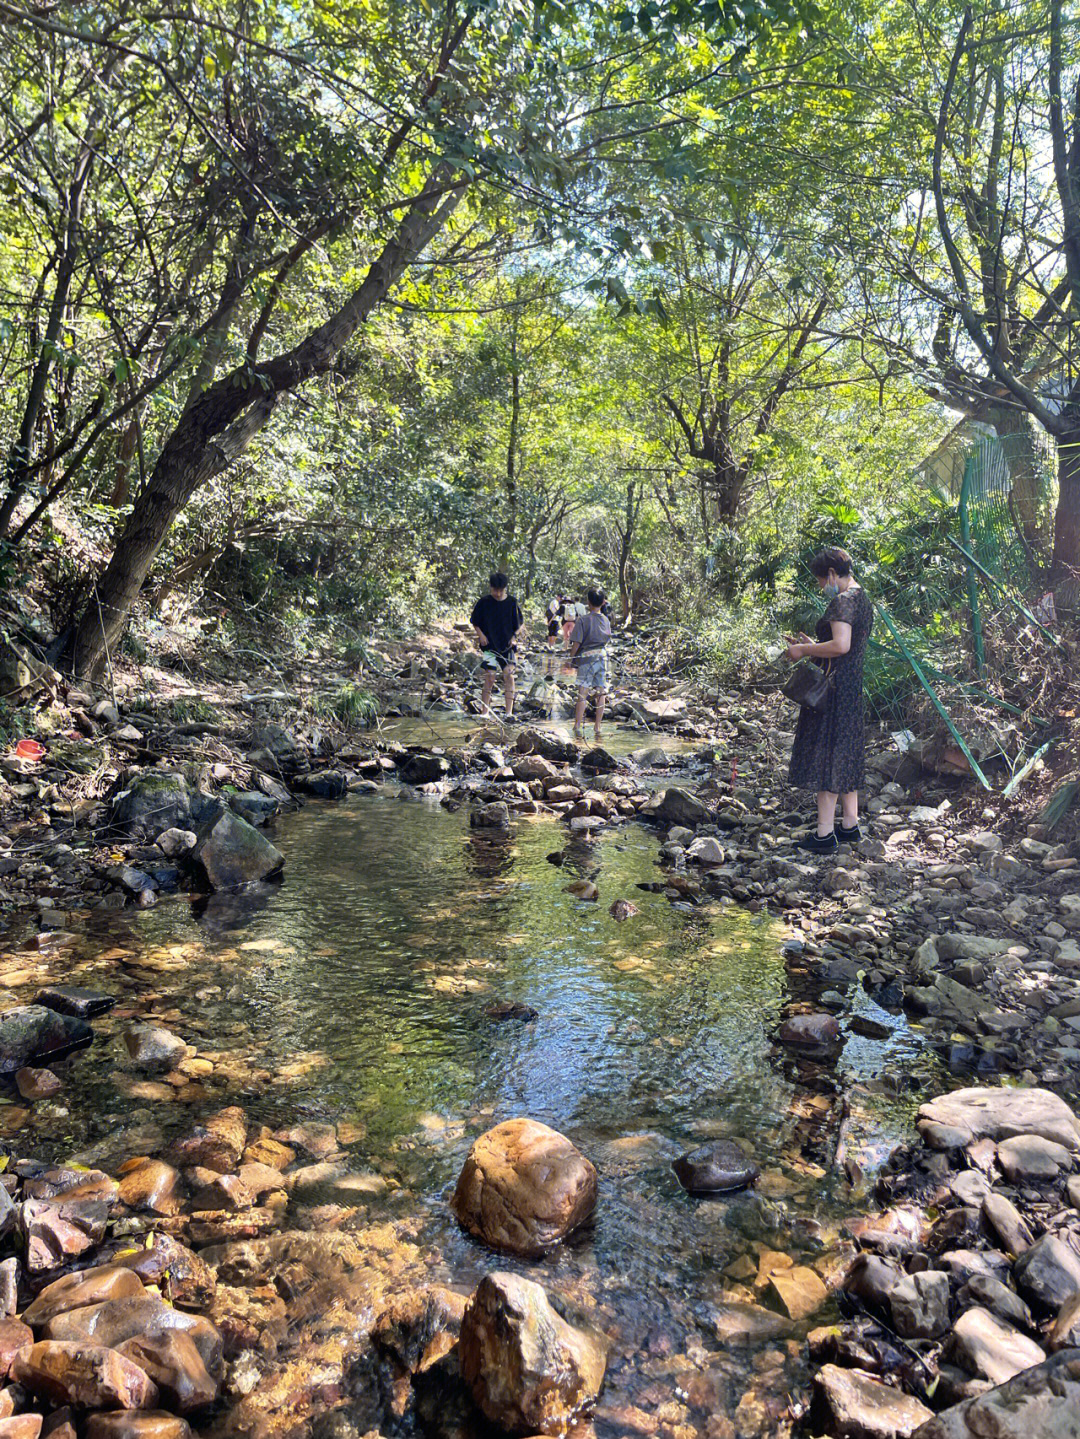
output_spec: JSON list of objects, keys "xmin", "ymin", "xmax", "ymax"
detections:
[{"xmin": 781, "ymin": 659, "xmax": 834, "ymax": 710}]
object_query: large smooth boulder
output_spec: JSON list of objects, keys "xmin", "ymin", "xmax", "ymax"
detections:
[
  {"xmin": 459, "ymin": 1273, "xmax": 608, "ymax": 1436},
  {"xmin": 911, "ymin": 1350, "xmax": 1080, "ymax": 1438},
  {"xmin": 814, "ymin": 1364, "xmax": 933, "ymax": 1438},
  {"xmin": 0, "ymin": 1007, "xmax": 92, "ymax": 1075},
  {"xmin": 640, "ymin": 787, "xmax": 711, "ymax": 827},
  {"xmin": 13, "ymin": 1341, "xmax": 158, "ymax": 1409},
  {"xmin": 189, "ymin": 809, "xmax": 283, "ymax": 890},
  {"xmin": 451, "ymin": 1118, "xmax": 596, "ymax": 1258},
  {"xmin": 916, "ymin": 1088, "xmax": 1080, "ymax": 1150}
]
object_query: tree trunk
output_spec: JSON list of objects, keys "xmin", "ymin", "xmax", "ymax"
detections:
[
  {"xmin": 499, "ymin": 337, "xmax": 520, "ymax": 571},
  {"xmin": 983, "ymin": 405, "xmax": 1044, "ymax": 552},
  {"xmin": 1052, "ymin": 431, "xmax": 1080, "ymax": 607},
  {"xmin": 70, "ymin": 172, "xmax": 463, "ymax": 677}
]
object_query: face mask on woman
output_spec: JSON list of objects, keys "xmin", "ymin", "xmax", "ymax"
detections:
[{"xmin": 822, "ymin": 581, "xmax": 840, "ymax": 600}]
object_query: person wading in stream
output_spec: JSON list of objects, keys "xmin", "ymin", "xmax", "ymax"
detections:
[
  {"xmin": 785, "ymin": 546, "xmax": 873, "ymax": 853},
  {"xmin": 569, "ymin": 588, "xmax": 612, "ymax": 741},
  {"xmin": 470, "ymin": 571, "xmax": 525, "ymax": 722}
]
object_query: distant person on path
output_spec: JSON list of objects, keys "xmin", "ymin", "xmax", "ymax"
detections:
[
  {"xmin": 471, "ymin": 571, "xmax": 524, "ymax": 721},
  {"xmin": 569, "ymin": 588, "xmax": 612, "ymax": 741},
  {"xmin": 561, "ymin": 596, "xmax": 578, "ymax": 647},
  {"xmin": 785, "ymin": 546, "xmax": 873, "ymax": 852},
  {"xmin": 546, "ymin": 595, "xmax": 562, "ymax": 650}
]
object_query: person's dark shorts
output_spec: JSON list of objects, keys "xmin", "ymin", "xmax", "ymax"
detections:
[
  {"xmin": 480, "ymin": 647, "xmax": 515, "ymax": 671},
  {"xmin": 547, "ymin": 619, "xmax": 559, "ymax": 637}
]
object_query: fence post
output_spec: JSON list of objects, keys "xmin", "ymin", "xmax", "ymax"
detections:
[{"xmin": 958, "ymin": 457, "xmax": 986, "ymax": 677}]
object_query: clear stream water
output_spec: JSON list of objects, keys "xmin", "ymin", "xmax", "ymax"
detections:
[{"xmin": 10, "ymin": 720, "xmax": 950, "ymax": 1435}]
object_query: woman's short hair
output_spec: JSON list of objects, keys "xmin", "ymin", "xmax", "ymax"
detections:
[{"xmin": 809, "ymin": 546, "xmax": 853, "ymax": 578}]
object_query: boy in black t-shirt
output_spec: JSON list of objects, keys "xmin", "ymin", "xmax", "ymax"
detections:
[{"xmin": 470, "ymin": 571, "xmax": 525, "ymax": 720}]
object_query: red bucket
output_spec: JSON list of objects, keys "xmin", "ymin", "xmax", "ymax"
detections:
[{"xmin": 14, "ymin": 739, "xmax": 45, "ymax": 761}]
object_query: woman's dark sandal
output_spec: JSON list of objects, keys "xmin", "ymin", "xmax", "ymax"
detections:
[
  {"xmin": 797, "ymin": 830, "xmax": 840, "ymax": 853},
  {"xmin": 836, "ymin": 823, "xmax": 861, "ymax": 843}
]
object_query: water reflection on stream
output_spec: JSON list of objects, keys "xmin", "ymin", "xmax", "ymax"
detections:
[{"xmin": 20, "ymin": 739, "xmax": 949, "ymax": 1436}]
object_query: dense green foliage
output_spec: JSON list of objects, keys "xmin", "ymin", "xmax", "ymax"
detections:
[{"xmin": 0, "ymin": 0, "xmax": 1077, "ymax": 670}]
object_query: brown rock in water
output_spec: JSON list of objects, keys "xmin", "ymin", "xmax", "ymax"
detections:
[
  {"xmin": 459, "ymin": 1272, "xmax": 608, "ymax": 1436},
  {"xmin": 167, "ymin": 1106, "xmax": 246, "ymax": 1173},
  {"xmin": 766, "ymin": 1266, "xmax": 828, "ymax": 1322},
  {"xmin": 14, "ymin": 1068, "xmax": 62, "ymax": 1101},
  {"xmin": 186, "ymin": 1170, "xmax": 253, "ymax": 1212},
  {"xmin": 12, "ymin": 1340, "xmax": 158, "ymax": 1409},
  {"xmin": 563, "ymin": 880, "xmax": 598, "ymax": 900},
  {"xmin": 814, "ymin": 1363, "xmax": 933, "ymax": 1438},
  {"xmin": 23, "ymin": 1266, "xmax": 146, "ymax": 1326},
  {"xmin": 273, "ymin": 1122, "xmax": 337, "ymax": 1160},
  {"xmin": 20, "ymin": 1198, "xmax": 108, "ymax": 1274},
  {"xmin": 115, "ymin": 1159, "xmax": 182, "ymax": 1216},
  {"xmin": 42, "ymin": 1296, "xmax": 222, "ymax": 1376},
  {"xmin": 114, "ymin": 1234, "xmax": 215, "ymax": 1310},
  {"xmin": 242, "ymin": 1135, "xmax": 294, "ymax": 1171},
  {"xmin": 116, "ymin": 1332, "xmax": 218, "ymax": 1412},
  {"xmin": 84, "ymin": 1417, "xmax": 192, "ymax": 1439},
  {"xmin": 0, "ymin": 1318, "xmax": 32, "ymax": 1377},
  {"xmin": 778, "ymin": 1013, "xmax": 842, "ymax": 1048},
  {"xmin": 451, "ymin": 1118, "xmax": 597, "ymax": 1257},
  {"xmin": 0, "ymin": 1417, "xmax": 43, "ymax": 1438},
  {"xmin": 609, "ymin": 899, "xmax": 638, "ymax": 921}
]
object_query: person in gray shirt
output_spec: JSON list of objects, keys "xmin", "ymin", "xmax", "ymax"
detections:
[{"xmin": 569, "ymin": 588, "xmax": 612, "ymax": 740}]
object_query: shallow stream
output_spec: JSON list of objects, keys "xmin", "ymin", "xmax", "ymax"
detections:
[{"xmin": 15, "ymin": 726, "xmax": 951, "ymax": 1435}]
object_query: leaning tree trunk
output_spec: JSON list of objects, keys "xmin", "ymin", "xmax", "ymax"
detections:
[{"xmin": 70, "ymin": 172, "xmax": 463, "ymax": 678}]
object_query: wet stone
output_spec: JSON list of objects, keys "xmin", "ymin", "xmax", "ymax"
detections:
[
  {"xmin": 12, "ymin": 1341, "xmax": 159, "ymax": 1410},
  {"xmin": 115, "ymin": 1331, "xmax": 218, "ymax": 1412},
  {"xmin": 84, "ymin": 1417, "xmax": 192, "ymax": 1439},
  {"xmin": 168, "ymin": 1106, "xmax": 247, "ymax": 1173},
  {"xmin": 459, "ymin": 1272, "xmax": 608, "ymax": 1436},
  {"xmin": 0, "ymin": 1320, "xmax": 31, "ymax": 1379},
  {"xmin": 42, "ymin": 1296, "xmax": 223, "ymax": 1375},
  {"xmin": 14, "ymin": 1068, "xmax": 61, "ymax": 1101},
  {"xmin": 673, "ymin": 1139, "xmax": 760, "ymax": 1195},
  {"xmin": 813, "ymin": 1363, "xmax": 933, "ymax": 1438},
  {"xmin": 32, "ymin": 984, "xmax": 115, "ymax": 1018},
  {"xmin": 23, "ymin": 1266, "xmax": 146, "ymax": 1326},
  {"xmin": 20, "ymin": 1198, "xmax": 108, "ymax": 1274},
  {"xmin": 115, "ymin": 1234, "xmax": 215, "ymax": 1310},
  {"xmin": 115, "ymin": 1158, "xmax": 182, "ymax": 1216},
  {"xmin": 767, "ymin": 1265, "xmax": 828, "ymax": 1322},
  {"xmin": 916, "ymin": 1088, "xmax": 1080, "ymax": 1151},
  {"xmin": 778, "ymin": 1012, "xmax": 842, "ymax": 1049},
  {"xmin": 451, "ymin": 1118, "xmax": 597, "ymax": 1258},
  {"xmin": 0, "ymin": 1008, "xmax": 92, "ymax": 1076},
  {"xmin": 123, "ymin": 1026, "xmax": 187, "ymax": 1075}
]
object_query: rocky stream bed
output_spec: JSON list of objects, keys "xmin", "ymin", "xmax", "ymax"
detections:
[{"xmin": 0, "ymin": 643, "xmax": 1078, "ymax": 1439}]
